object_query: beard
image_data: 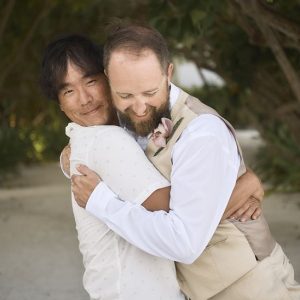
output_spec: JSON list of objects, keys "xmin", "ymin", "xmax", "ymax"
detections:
[{"xmin": 118, "ymin": 88, "xmax": 171, "ymax": 137}]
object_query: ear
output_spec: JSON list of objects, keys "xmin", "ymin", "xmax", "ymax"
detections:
[
  {"xmin": 59, "ymin": 104, "xmax": 64, "ymax": 112},
  {"xmin": 167, "ymin": 63, "xmax": 174, "ymax": 83},
  {"xmin": 104, "ymin": 69, "xmax": 108, "ymax": 77}
]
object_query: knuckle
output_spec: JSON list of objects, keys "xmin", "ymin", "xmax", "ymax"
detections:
[
  {"xmin": 235, "ymin": 210, "xmax": 242, "ymax": 217},
  {"xmin": 245, "ymin": 210, "xmax": 252, "ymax": 217},
  {"xmin": 240, "ymin": 206, "xmax": 247, "ymax": 213}
]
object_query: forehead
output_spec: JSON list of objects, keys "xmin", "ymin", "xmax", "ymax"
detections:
[
  {"xmin": 63, "ymin": 62, "xmax": 86, "ymax": 85},
  {"xmin": 107, "ymin": 50, "xmax": 164, "ymax": 91},
  {"xmin": 109, "ymin": 49, "xmax": 161, "ymax": 71}
]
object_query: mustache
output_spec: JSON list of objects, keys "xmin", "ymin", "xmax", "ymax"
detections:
[
  {"xmin": 118, "ymin": 102, "xmax": 171, "ymax": 136},
  {"xmin": 124, "ymin": 104, "xmax": 155, "ymax": 116}
]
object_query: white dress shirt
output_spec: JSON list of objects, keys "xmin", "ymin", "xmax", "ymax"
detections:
[
  {"xmin": 86, "ymin": 84, "xmax": 240, "ymax": 264},
  {"xmin": 66, "ymin": 123, "xmax": 184, "ymax": 299}
]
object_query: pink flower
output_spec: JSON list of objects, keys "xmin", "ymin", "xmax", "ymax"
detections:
[{"xmin": 150, "ymin": 118, "xmax": 173, "ymax": 148}]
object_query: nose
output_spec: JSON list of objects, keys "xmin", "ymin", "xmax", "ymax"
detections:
[
  {"xmin": 132, "ymin": 97, "xmax": 147, "ymax": 116},
  {"xmin": 79, "ymin": 87, "xmax": 92, "ymax": 106}
]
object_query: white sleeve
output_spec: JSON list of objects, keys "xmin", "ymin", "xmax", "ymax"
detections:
[
  {"xmin": 84, "ymin": 126, "xmax": 170, "ymax": 205},
  {"xmin": 86, "ymin": 115, "xmax": 240, "ymax": 263}
]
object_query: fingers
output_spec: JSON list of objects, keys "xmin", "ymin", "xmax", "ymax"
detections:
[
  {"xmin": 238, "ymin": 204, "xmax": 257, "ymax": 222},
  {"xmin": 62, "ymin": 145, "xmax": 71, "ymax": 161},
  {"xmin": 61, "ymin": 145, "xmax": 71, "ymax": 176},
  {"xmin": 65, "ymin": 144, "xmax": 71, "ymax": 152},
  {"xmin": 251, "ymin": 206, "xmax": 262, "ymax": 220},
  {"xmin": 71, "ymin": 172, "xmax": 101, "ymax": 188},
  {"xmin": 70, "ymin": 171, "xmax": 101, "ymax": 209},
  {"xmin": 71, "ymin": 174, "xmax": 81, "ymax": 186},
  {"xmin": 71, "ymin": 175, "xmax": 87, "ymax": 208},
  {"xmin": 238, "ymin": 204, "xmax": 262, "ymax": 222},
  {"xmin": 76, "ymin": 164, "xmax": 93, "ymax": 176},
  {"xmin": 71, "ymin": 175, "xmax": 86, "ymax": 196},
  {"xmin": 73, "ymin": 188, "xmax": 86, "ymax": 208},
  {"xmin": 229, "ymin": 197, "xmax": 262, "ymax": 222},
  {"xmin": 229, "ymin": 203, "xmax": 250, "ymax": 221}
]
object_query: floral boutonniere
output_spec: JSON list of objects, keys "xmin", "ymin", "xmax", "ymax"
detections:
[{"xmin": 150, "ymin": 117, "xmax": 184, "ymax": 156}]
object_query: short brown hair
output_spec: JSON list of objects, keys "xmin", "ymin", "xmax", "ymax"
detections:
[{"xmin": 103, "ymin": 23, "xmax": 171, "ymax": 74}]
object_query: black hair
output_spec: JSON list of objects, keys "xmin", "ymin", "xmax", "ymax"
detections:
[{"xmin": 40, "ymin": 34, "xmax": 104, "ymax": 101}]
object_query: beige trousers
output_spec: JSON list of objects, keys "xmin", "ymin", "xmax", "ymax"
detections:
[
  {"xmin": 211, "ymin": 243, "xmax": 300, "ymax": 300},
  {"xmin": 176, "ymin": 220, "xmax": 300, "ymax": 300}
]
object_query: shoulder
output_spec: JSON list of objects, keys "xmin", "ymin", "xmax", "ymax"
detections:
[
  {"xmin": 182, "ymin": 114, "xmax": 233, "ymax": 141},
  {"xmin": 92, "ymin": 125, "xmax": 137, "ymax": 148},
  {"xmin": 84, "ymin": 125, "xmax": 130, "ymax": 138},
  {"xmin": 173, "ymin": 114, "xmax": 238, "ymax": 160}
]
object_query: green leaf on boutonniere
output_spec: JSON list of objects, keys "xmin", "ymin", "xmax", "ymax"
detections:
[
  {"xmin": 166, "ymin": 117, "xmax": 184, "ymax": 143},
  {"xmin": 153, "ymin": 117, "xmax": 184, "ymax": 157},
  {"xmin": 153, "ymin": 147, "xmax": 164, "ymax": 157}
]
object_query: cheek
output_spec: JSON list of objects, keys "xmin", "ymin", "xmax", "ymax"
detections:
[
  {"xmin": 60, "ymin": 104, "xmax": 73, "ymax": 119},
  {"xmin": 157, "ymin": 90, "xmax": 167, "ymax": 103},
  {"xmin": 93, "ymin": 84, "xmax": 108, "ymax": 100},
  {"xmin": 112, "ymin": 97, "xmax": 128, "ymax": 112}
]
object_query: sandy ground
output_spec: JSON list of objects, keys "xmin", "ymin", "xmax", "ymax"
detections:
[{"xmin": 0, "ymin": 130, "xmax": 299, "ymax": 300}]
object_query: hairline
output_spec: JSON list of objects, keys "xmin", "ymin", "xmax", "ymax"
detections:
[{"xmin": 105, "ymin": 46, "xmax": 169, "ymax": 75}]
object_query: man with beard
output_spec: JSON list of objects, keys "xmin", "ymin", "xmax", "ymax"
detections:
[
  {"xmin": 41, "ymin": 34, "xmax": 262, "ymax": 300},
  {"xmin": 72, "ymin": 24, "xmax": 300, "ymax": 299}
]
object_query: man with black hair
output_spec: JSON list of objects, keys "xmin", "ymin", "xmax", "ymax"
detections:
[{"xmin": 41, "ymin": 35, "xmax": 185, "ymax": 300}]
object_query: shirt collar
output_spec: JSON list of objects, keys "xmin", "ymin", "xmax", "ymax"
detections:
[{"xmin": 169, "ymin": 82, "xmax": 180, "ymax": 109}]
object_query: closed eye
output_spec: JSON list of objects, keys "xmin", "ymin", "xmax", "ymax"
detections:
[
  {"xmin": 143, "ymin": 91, "xmax": 157, "ymax": 97},
  {"xmin": 119, "ymin": 94, "xmax": 133, "ymax": 99},
  {"xmin": 64, "ymin": 89, "xmax": 73, "ymax": 96},
  {"xmin": 87, "ymin": 79, "xmax": 97, "ymax": 86}
]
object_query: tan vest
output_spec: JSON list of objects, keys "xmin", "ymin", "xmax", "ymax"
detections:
[
  {"xmin": 146, "ymin": 90, "xmax": 277, "ymax": 299},
  {"xmin": 146, "ymin": 90, "xmax": 246, "ymax": 180}
]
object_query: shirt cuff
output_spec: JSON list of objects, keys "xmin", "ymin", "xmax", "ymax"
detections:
[{"xmin": 86, "ymin": 181, "xmax": 122, "ymax": 219}]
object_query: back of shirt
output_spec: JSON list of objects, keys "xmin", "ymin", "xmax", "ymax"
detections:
[{"xmin": 66, "ymin": 122, "xmax": 184, "ymax": 300}]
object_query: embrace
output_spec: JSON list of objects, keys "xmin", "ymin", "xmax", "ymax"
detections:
[{"xmin": 40, "ymin": 23, "xmax": 300, "ymax": 300}]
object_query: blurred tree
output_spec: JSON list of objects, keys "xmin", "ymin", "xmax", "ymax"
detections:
[
  {"xmin": 0, "ymin": 0, "xmax": 299, "ymax": 190},
  {"xmin": 0, "ymin": 0, "xmax": 147, "ymax": 181},
  {"xmin": 147, "ymin": 0, "xmax": 300, "ymax": 190}
]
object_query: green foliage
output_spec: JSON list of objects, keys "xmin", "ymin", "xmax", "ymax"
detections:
[
  {"xmin": 0, "ymin": 126, "xmax": 32, "ymax": 182},
  {"xmin": 29, "ymin": 114, "xmax": 69, "ymax": 161},
  {"xmin": 149, "ymin": 0, "xmax": 225, "ymax": 49},
  {"xmin": 0, "ymin": 0, "xmax": 141, "ymax": 183},
  {"xmin": 256, "ymin": 124, "xmax": 300, "ymax": 191},
  {"xmin": 0, "ymin": 102, "xmax": 68, "ymax": 182},
  {"xmin": 188, "ymin": 85, "xmax": 250, "ymax": 128},
  {"xmin": 0, "ymin": 0, "xmax": 300, "ymax": 190},
  {"xmin": 147, "ymin": 0, "xmax": 300, "ymax": 191}
]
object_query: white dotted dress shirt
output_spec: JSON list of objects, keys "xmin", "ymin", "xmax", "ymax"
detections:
[{"xmin": 66, "ymin": 123, "xmax": 184, "ymax": 299}]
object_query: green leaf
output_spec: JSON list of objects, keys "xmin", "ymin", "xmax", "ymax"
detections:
[{"xmin": 190, "ymin": 9, "xmax": 206, "ymax": 26}]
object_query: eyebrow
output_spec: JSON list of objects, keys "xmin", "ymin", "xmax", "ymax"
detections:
[
  {"xmin": 116, "ymin": 87, "xmax": 159, "ymax": 95},
  {"xmin": 116, "ymin": 91, "xmax": 131, "ymax": 95},
  {"xmin": 83, "ymin": 71, "xmax": 101, "ymax": 79},
  {"xmin": 57, "ymin": 72, "xmax": 100, "ymax": 92},
  {"xmin": 57, "ymin": 82, "xmax": 71, "ymax": 92},
  {"xmin": 143, "ymin": 88, "xmax": 159, "ymax": 93}
]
